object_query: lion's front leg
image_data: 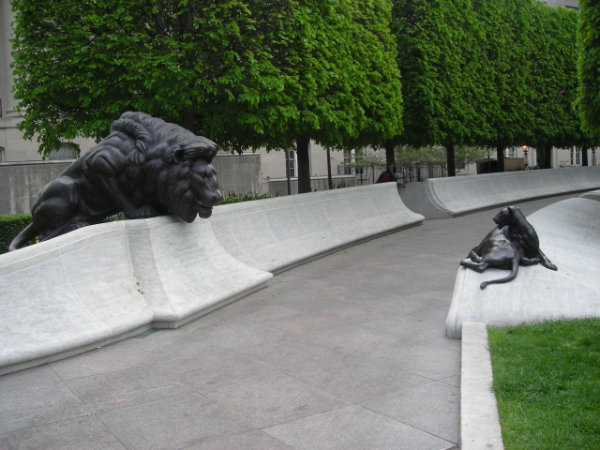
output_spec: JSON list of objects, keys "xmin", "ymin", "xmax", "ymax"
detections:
[
  {"xmin": 85, "ymin": 150, "xmax": 161, "ymax": 219},
  {"xmin": 468, "ymin": 250, "xmax": 483, "ymax": 263}
]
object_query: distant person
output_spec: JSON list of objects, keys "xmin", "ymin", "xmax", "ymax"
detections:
[{"xmin": 376, "ymin": 163, "xmax": 398, "ymax": 183}]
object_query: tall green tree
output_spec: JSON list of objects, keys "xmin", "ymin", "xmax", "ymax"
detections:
[
  {"xmin": 392, "ymin": 0, "xmax": 481, "ymax": 176},
  {"xmin": 527, "ymin": 2, "xmax": 580, "ymax": 168},
  {"xmin": 254, "ymin": 0, "xmax": 402, "ymax": 192},
  {"xmin": 471, "ymin": 0, "xmax": 536, "ymax": 171},
  {"xmin": 10, "ymin": 0, "xmax": 284, "ymax": 156},
  {"xmin": 11, "ymin": 0, "xmax": 402, "ymax": 193},
  {"xmin": 577, "ymin": 0, "xmax": 600, "ymax": 136},
  {"xmin": 343, "ymin": 0, "xmax": 404, "ymax": 168}
]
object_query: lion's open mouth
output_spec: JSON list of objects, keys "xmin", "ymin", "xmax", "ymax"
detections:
[{"xmin": 195, "ymin": 203, "xmax": 213, "ymax": 218}]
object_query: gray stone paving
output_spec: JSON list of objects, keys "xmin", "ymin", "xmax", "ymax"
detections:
[{"xmin": 0, "ymin": 195, "xmax": 574, "ymax": 449}]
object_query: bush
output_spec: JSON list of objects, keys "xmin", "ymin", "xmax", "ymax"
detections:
[
  {"xmin": 0, "ymin": 214, "xmax": 32, "ymax": 254},
  {"xmin": 221, "ymin": 193, "xmax": 274, "ymax": 204}
]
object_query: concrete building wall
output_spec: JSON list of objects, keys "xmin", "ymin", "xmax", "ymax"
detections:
[
  {"xmin": 212, "ymin": 153, "xmax": 262, "ymax": 195},
  {"xmin": 0, "ymin": 160, "xmax": 71, "ymax": 214},
  {"xmin": 256, "ymin": 142, "xmax": 347, "ymax": 181},
  {"xmin": 0, "ymin": 0, "xmax": 97, "ymax": 162}
]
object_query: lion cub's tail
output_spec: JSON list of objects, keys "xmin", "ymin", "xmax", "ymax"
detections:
[{"xmin": 480, "ymin": 253, "xmax": 520, "ymax": 289}]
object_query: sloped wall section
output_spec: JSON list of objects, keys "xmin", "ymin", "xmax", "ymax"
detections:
[{"xmin": 0, "ymin": 183, "xmax": 421, "ymax": 374}]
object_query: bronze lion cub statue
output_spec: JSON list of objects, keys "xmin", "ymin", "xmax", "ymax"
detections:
[
  {"xmin": 9, "ymin": 112, "xmax": 223, "ymax": 251},
  {"xmin": 460, "ymin": 206, "xmax": 557, "ymax": 289}
]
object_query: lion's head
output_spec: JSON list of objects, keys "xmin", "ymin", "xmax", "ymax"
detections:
[
  {"xmin": 160, "ymin": 146, "xmax": 223, "ymax": 222},
  {"xmin": 493, "ymin": 206, "xmax": 516, "ymax": 227}
]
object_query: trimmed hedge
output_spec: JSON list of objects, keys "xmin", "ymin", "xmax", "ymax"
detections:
[
  {"xmin": 221, "ymin": 193, "xmax": 274, "ymax": 204},
  {"xmin": 0, "ymin": 214, "xmax": 32, "ymax": 254}
]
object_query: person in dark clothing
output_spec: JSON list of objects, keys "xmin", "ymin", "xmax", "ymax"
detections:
[{"xmin": 376, "ymin": 163, "xmax": 398, "ymax": 183}]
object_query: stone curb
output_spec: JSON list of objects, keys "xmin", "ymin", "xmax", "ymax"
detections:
[
  {"xmin": 426, "ymin": 166, "xmax": 600, "ymax": 216},
  {"xmin": 460, "ymin": 321, "xmax": 504, "ymax": 450}
]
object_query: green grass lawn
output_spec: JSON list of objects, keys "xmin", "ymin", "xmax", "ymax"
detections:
[{"xmin": 488, "ymin": 318, "xmax": 600, "ymax": 449}]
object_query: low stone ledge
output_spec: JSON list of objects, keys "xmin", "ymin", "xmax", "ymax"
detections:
[
  {"xmin": 580, "ymin": 189, "xmax": 600, "ymax": 201},
  {"xmin": 427, "ymin": 167, "xmax": 600, "ymax": 216},
  {"xmin": 0, "ymin": 184, "xmax": 421, "ymax": 374},
  {"xmin": 0, "ymin": 216, "xmax": 272, "ymax": 375},
  {"xmin": 210, "ymin": 183, "xmax": 425, "ymax": 274}
]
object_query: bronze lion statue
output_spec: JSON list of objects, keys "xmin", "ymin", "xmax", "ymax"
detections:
[
  {"xmin": 460, "ymin": 206, "xmax": 557, "ymax": 289},
  {"xmin": 9, "ymin": 112, "xmax": 223, "ymax": 251}
]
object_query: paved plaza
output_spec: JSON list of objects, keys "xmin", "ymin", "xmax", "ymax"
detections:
[{"xmin": 0, "ymin": 194, "xmax": 575, "ymax": 449}]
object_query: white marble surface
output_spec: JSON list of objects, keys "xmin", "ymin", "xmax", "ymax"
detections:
[
  {"xmin": 210, "ymin": 183, "xmax": 425, "ymax": 273},
  {"xmin": 427, "ymin": 166, "xmax": 600, "ymax": 216},
  {"xmin": 580, "ymin": 188, "xmax": 600, "ymax": 202},
  {"xmin": 0, "ymin": 216, "xmax": 271, "ymax": 374},
  {"xmin": 0, "ymin": 222, "xmax": 152, "ymax": 372},
  {"xmin": 446, "ymin": 197, "xmax": 600, "ymax": 338},
  {"xmin": 0, "ymin": 184, "xmax": 420, "ymax": 374}
]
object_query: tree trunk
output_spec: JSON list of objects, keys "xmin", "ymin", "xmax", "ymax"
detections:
[
  {"xmin": 537, "ymin": 144, "xmax": 552, "ymax": 169},
  {"xmin": 385, "ymin": 141, "xmax": 396, "ymax": 168},
  {"xmin": 296, "ymin": 136, "xmax": 311, "ymax": 194},
  {"xmin": 496, "ymin": 144, "xmax": 505, "ymax": 172},
  {"xmin": 326, "ymin": 147, "xmax": 333, "ymax": 189},
  {"xmin": 582, "ymin": 147, "xmax": 589, "ymax": 166},
  {"xmin": 446, "ymin": 143, "xmax": 456, "ymax": 177}
]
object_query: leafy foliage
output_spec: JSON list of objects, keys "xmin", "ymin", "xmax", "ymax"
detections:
[
  {"xmin": 577, "ymin": 0, "xmax": 600, "ymax": 136},
  {"xmin": 471, "ymin": 0, "xmax": 535, "ymax": 151},
  {"xmin": 392, "ymin": 0, "xmax": 482, "ymax": 175},
  {"xmin": 10, "ymin": 0, "xmax": 286, "ymax": 156},
  {"xmin": 392, "ymin": 0, "xmax": 587, "ymax": 172},
  {"xmin": 221, "ymin": 192, "xmax": 274, "ymax": 203},
  {"xmin": 0, "ymin": 214, "xmax": 32, "ymax": 254},
  {"xmin": 11, "ymin": 0, "xmax": 587, "ymax": 176},
  {"xmin": 396, "ymin": 144, "xmax": 489, "ymax": 165},
  {"xmin": 10, "ymin": 0, "xmax": 403, "ymax": 194},
  {"xmin": 527, "ymin": 2, "xmax": 581, "ymax": 167}
]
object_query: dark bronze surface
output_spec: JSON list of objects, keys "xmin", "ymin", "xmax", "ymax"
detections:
[
  {"xmin": 460, "ymin": 206, "xmax": 557, "ymax": 289},
  {"xmin": 9, "ymin": 112, "xmax": 222, "ymax": 251}
]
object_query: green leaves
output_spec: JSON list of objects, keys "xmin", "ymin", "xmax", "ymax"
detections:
[
  {"xmin": 392, "ymin": 0, "xmax": 588, "ymax": 171},
  {"xmin": 11, "ymin": 0, "xmax": 584, "ymax": 172},
  {"xmin": 10, "ymin": 0, "xmax": 403, "ymax": 166},
  {"xmin": 577, "ymin": 0, "xmax": 600, "ymax": 136}
]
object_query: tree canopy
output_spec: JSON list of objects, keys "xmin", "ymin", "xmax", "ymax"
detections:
[
  {"xmin": 10, "ymin": 0, "xmax": 589, "ymax": 183},
  {"xmin": 11, "ymin": 0, "xmax": 287, "ymax": 155},
  {"xmin": 526, "ymin": 1, "xmax": 581, "ymax": 167},
  {"xmin": 10, "ymin": 0, "xmax": 403, "ymax": 193},
  {"xmin": 577, "ymin": 0, "xmax": 600, "ymax": 136},
  {"xmin": 470, "ymin": 0, "xmax": 535, "ymax": 169},
  {"xmin": 392, "ymin": 0, "xmax": 586, "ymax": 172}
]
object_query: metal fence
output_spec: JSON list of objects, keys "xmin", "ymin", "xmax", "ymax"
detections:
[
  {"xmin": 397, "ymin": 162, "xmax": 447, "ymax": 183},
  {"xmin": 338, "ymin": 162, "xmax": 448, "ymax": 186}
]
